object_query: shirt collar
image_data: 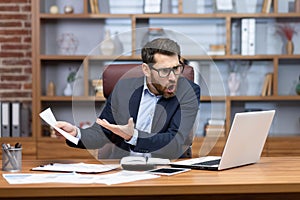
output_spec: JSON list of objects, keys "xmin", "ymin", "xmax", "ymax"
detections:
[{"xmin": 143, "ymin": 77, "xmax": 161, "ymax": 98}]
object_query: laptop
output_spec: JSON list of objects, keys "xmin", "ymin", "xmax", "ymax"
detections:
[{"xmin": 171, "ymin": 110, "xmax": 275, "ymax": 170}]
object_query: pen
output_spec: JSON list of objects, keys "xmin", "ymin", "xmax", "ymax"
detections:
[{"xmin": 2, "ymin": 143, "xmax": 19, "ymax": 170}]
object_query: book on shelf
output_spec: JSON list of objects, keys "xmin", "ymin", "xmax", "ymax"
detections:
[
  {"xmin": 207, "ymin": 44, "xmax": 226, "ymax": 55},
  {"xmin": 89, "ymin": 0, "xmax": 100, "ymax": 14},
  {"xmin": 204, "ymin": 118, "xmax": 225, "ymax": 137},
  {"xmin": 207, "ymin": 119, "xmax": 225, "ymax": 126},
  {"xmin": 261, "ymin": 73, "xmax": 273, "ymax": 96},
  {"xmin": 262, "ymin": 0, "xmax": 272, "ymax": 13},
  {"xmin": 89, "ymin": 0, "xmax": 95, "ymax": 13},
  {"xmin": 204, "ymin": 124, "xmax": 225, "ymax": 137},
  {"xmin": 94, "ymin": 0, "xmax": 100, "ymax": 14}
]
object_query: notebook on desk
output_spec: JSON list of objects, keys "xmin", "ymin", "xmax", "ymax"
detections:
[{"xmin": 171, "ymin": 110, "xmax": 275, "ymax": 171}]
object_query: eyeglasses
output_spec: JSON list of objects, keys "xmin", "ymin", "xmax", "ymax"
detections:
[{"xmin": 149, "ymin": 64, "xmax": 184, "ymax": 78}]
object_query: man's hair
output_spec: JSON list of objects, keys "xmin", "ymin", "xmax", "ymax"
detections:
[{"xmin": 141, "ymin": 38, "xmax": 181, "ymax": 64}]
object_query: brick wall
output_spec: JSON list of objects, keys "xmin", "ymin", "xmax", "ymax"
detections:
[{"xmin": 0, "ymin": 0, "xmax": 32, "ymax": 101}]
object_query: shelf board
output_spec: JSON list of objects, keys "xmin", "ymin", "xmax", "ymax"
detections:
[
  {"xmin": 0, "ymin": 137, "xmax": 35, "ymax": 141},
  {"xmin": 40, "ymin": 96, "xmax": 106, "ymax": 102},
  {"xmin": 40, "ymin": 55, "xmax": 87, "ymax": 60},
  {"xmin": 134, "ymin": 13, "xmax": 300, "ymax": 19},
  {"xmin": 194, "ymin": 95, "xmax": 300, "ymax": 102},
  {"xmin": 201, "ymin": 96, "xmax": 226, "ymax": 101},
  {"xmin": 40, "ymin": 95, "xmax": 300, "ymax": 102},
  {"xmin": 39, "ymin": 54, "xmax": 300, "ymax": 61},
  {"xmin": 276, "ymin": 55, "xmax": 300, "ymax": 59},
  {"xmin": 228, "ymin": 95, "xmax": 300, "ymax": 101},
  {"xmin": 186, "ymin": 54, "xmax": 300, "ymax": 60},
  {"xmin": 39, "ymin": 54, "xmax": 142, "ymax": 61},
  {"xmin": 229, "ymin": 12, "xmax": 300, "ymax": 18},
  {"xmin": 40, "ymin": 13, "xmax": 131, "ymax": 19},
  {"xmin": 87, "ymin": 55, "xmax": 141, "ymax": 60},
  {"xmin": 39, "ymin": 13, "xmax": 300, "ymax": 21}
]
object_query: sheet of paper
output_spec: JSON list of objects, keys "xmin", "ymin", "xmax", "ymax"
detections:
[
  {"xmin": 31, "ymin": 162, "xmax": 120, "ymax": 173},
  {"xmin": 39, "ymin": 108, "xmax": 79, "ymax": 145},
  {"xmin": 3, "ymin": 171, "xmax": 160, "ymax": 185}
]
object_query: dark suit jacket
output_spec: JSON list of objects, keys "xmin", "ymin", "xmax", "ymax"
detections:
[{"xmin": 67, "ymin": 76, "xmax": 200, "ymax": 159}]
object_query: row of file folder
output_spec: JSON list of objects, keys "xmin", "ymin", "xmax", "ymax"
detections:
[{"xmin": 0, "ymin": 102, "xmax": 31, "ymax": 138}]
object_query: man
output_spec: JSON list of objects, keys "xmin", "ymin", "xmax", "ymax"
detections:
[{"xmin": 56, "ymin": 38, "xmax": 200, "ymax": 159}]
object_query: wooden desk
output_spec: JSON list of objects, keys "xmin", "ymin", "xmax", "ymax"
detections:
[{"xmin": 1, "ymin": 157, "xmax": 300, "ymax": 200}]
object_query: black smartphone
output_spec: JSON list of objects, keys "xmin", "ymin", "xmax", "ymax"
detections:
[{"xmin": 148, "ymin": 167, "xmax": 190, "ymax": 176}]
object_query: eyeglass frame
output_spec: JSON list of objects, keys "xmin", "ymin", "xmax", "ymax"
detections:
[{"xmin": 147, "ymin": 63, "xmax": 185, "ymax": 78}]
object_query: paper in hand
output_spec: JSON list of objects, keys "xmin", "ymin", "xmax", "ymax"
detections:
[{"xmin": 39, "ymin": 108, "xmax": 79, "ymax": 145}]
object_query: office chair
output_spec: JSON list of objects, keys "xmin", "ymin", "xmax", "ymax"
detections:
[{"xmin": 102, "ymin": 63, "xmax": 194, "ymax": 99}]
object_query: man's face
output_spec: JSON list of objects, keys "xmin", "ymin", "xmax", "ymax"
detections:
[{"xmin": 145, "ymin": 53, "xmax": 181, "ymax": 99}]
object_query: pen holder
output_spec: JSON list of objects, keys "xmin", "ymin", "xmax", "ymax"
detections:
[{"xmin": 2, "ymin": 147, "xmax": 22, "ymax": 172}]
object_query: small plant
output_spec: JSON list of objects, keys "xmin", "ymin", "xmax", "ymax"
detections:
[
  {"xmin": 276, "ymin": 23, "xmax": 297, "ymax": 41},
  {"xmin": 67, "ymin": 67, "xmax": 77, "ymax": 83}
]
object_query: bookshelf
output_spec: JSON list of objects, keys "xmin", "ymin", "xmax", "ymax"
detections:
[{"xmin": 31, "ymin": 0, "xmax": 300, "ymax": 159}]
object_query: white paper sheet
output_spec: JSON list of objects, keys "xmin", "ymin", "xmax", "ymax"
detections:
[
  {"xmin": 39, "ymin": 108, "xmax": 79, "ymax": 145},
  {"xmin": 3, "ymin": 171, "xmax": 160, "ymax": 185},
  {"xmin": 31, "ymin": 162, "xmax": 120, "ymax": 173}
]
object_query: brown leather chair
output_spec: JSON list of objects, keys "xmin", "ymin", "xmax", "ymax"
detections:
[{"xmin": 102, "ymin": 63, "xmax": 194, "ymax": 98}]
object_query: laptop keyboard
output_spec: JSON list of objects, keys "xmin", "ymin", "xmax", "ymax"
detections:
[{"xmin": 192, "ymin": 159, "xmax": 221, "ymax": 166}]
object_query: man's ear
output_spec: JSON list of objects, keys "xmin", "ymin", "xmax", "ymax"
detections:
[{"xmin": 142, "ymin": 63, "xmax": 151, "ymax": 77}]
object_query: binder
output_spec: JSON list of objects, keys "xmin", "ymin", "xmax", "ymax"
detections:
[
  {"xmin": 247, "ymin": 18, "xmax": 256, "ymax": 55},
  {"xmin": 20, "ymin": 103, "xmax": 31, "ymax": 137},
  {"xmin": 1, "ymin": 102, "xmax": 11, "ymax": 137},
  {"xmin": 241, "ymin": 18, "xmax": 249, "ymax": 55},
  {"xmin": 241, "ymin": 18, "xmax": 256, "ymax": 55},
  {"xmin": 0, "ymin": 102, "xmax": 2, "ymax": 137},
  {"xmin": 231, "ymin": 21, "xmax": 241, "ymax": 54},
  {"xmin": 11, "ymin": 102, "xmax": 21, "ymax": 137}
]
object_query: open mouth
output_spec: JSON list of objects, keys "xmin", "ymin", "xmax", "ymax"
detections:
[{"xmin": 167, "ymin": 85, "xmax": 175, "ymax": 93}]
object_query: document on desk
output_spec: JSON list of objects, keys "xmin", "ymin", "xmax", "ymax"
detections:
[
  {"xmin": 39, "ymin": 108, "xmax": 79, "ymax": 145},
  {"xmin": 3, "ymin": 171, "xmax": 160, "ymax": 185},
  {"xmin": 31, "ymin": 162, "xmax": 120, "ymax": 173}
]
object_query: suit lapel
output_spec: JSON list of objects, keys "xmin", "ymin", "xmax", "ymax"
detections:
[
  {"xmin": 151, "ymin": 96, "xmax": 177, "ymax": 133},
  {"xmin": 129, "ymin": 79, "xmax": 143, "ymax": 123}
]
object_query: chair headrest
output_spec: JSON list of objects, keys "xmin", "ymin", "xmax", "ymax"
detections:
[{"xmin": 102, "ymin": 64, "xmax": 194, "ymax": 98}]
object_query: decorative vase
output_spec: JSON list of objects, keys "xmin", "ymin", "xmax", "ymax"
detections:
[
  {"xmin": 100, "ymin": 30, "xmax": 115, "ymax": 56},
  {"xmin": 47, "ymin": 81, "xmax": 56, "ymax": 96},
  {"xmin": 63, "ymin": 83, "xmax": 73, "ymax": 96},
  {"xmin": 228, "ymin": 72, "xmax": 241, "ymax": 96},
  {"xmin": 286, "ymin": 40, "xmax": 294, "ymax": 55},
  {"xmin": 113, "ymin": 32, "xmax": 124, "ymax": 55}
]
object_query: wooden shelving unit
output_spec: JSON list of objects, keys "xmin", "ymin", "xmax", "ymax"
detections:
[{"xmin": 31, "ymin": 0, "xmax": 300, "ymax": 159}]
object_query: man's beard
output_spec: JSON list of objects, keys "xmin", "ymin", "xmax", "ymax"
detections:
[{"xmin": 152, "ymin": 82, "xmax": 176, "ymax": 99}]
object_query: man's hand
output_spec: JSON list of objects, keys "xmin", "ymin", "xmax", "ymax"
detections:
[
  {"xmin": 96, "ymin": 118, "xmax": 134, "ymax": 141},
  {"xmin": 55, "ymin": 121, "xmax": 78, "ymax": 138}
]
